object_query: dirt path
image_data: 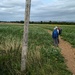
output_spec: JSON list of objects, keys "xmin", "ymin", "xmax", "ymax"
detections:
[{"xmin": 48, "ymin": 30, "xmax": 75, "ymax": 75}]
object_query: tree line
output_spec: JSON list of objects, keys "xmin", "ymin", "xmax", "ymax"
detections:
[{"xmin": 0, "ymin": 21, "xmax": 75, "ymax": 25}]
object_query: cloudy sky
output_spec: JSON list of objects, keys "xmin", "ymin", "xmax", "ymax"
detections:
[{"xmin": 0, "ymin": 0, "xmax": 75, "ymax": 22}]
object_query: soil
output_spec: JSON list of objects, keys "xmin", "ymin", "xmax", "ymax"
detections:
[{"xmin": 48, "ymin": 30, "xmax": 75, "ymax": 75}]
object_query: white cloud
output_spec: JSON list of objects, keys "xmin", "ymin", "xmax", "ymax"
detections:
[
  {"xmin": 30, "ymin": 0, "xmax": 75, "ymax": 22},
  {"xmin": 0, "ymin": 0, "xmax": 75, "ymax": 22}
]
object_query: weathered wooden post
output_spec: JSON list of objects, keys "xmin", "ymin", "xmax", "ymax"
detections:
[{"xmin": 21, "ymin": 0, "xmax": 31, "ymax": 71}]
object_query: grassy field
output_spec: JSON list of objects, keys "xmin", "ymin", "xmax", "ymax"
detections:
[
  {"xmin": 0, "ymin": 24, "xmax": 73, "ymax": 75},
  {"xmin": 37, "ymin": 24, "xmax": 75, "ymax": 47},
  {"xmin": 60, "ymin": 25, "xmax": 75, "ymax": 47}
]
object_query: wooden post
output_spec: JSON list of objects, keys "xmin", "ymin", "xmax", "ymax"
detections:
[{"xmin": 21, "ymin": 0, "xmax": 31, "ymax": 71}]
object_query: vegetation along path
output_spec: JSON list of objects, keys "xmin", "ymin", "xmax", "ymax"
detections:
[{"xmin": 48, "ymin": 30, "xmax": 75, "ymax": 75}]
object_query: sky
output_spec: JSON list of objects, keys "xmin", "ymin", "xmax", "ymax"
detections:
[{"xmin": 0, "ymin": 0, "xmax": 75, "ymax": 22}]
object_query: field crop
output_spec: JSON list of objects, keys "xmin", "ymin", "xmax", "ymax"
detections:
[
  {"xmin": 0, "ymin": 25, "xmax": 23, "ymax": 75},
  {"xmin": 37, "ymin": 24, "xmax": 75, "ymax": 47},
  {"xmin": 0, "ymin": 24, "xmax": 72, "ymax": 75},
  {"xmin": 60, "ymin": 26, "xmax": 75, "ymax": 47}
]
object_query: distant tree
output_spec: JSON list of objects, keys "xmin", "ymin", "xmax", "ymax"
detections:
[
  {"xmin": 41, "ymin": 21, "xmax": 43, "ymax": 24},
  {"xmin": 20, "ymin": 20, "xmax": 24, "ymax": 23}
]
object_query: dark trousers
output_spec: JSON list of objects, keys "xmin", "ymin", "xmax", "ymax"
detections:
[
  {"xmin": 53, "ymin": 38, "xmax": 58, "ymax": 47},
  {"xmin": 57, "ymin": 37, "xmax": 59, "ymax": 44}
]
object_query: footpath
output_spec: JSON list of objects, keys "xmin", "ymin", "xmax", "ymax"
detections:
[{"xmin": 48, "ymin": 30, "xmax": 75, "ymax": 75}]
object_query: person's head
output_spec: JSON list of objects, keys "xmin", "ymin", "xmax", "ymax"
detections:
[{"xmin": 54, "ymin": 26, "xmax": 58, "ymax": 30}]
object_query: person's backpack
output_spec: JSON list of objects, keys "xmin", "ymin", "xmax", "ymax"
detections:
[
  {"xmin": 59, "ymin": 28, "xmax": 62, "ymax": 35},
  {"xmin": 52, "ymin": 30, "xmax": 58, "ymax": 38}
]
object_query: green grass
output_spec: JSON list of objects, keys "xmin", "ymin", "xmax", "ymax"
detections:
[
  {"xmin": 0, "ymin": 24, "xmax": 72, "ymax": 75},
  {"xmin": 60, "ymin": 26, "xmax": 75, "ymax": 47},
  {"xmin": 37, "ymin": 24, "xmax": 75, "ymax": 47},
  {"xmin": 0, "ymin": 25, "xmax": 23, "ymax": 75},
  {"xmin": 27, "ymin": 26, "xmax": 72, "ymax": 75}
]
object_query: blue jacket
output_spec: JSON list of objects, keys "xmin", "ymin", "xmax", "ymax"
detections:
[{"xmin": 52, "ymin": 29, "xmax": 58, "ymax": 39}]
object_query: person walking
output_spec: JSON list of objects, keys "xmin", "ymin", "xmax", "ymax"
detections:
[
  {"xmin": 52, "ymin": 26, "xmax": 59, "ymax": 47},
  {"xmin": 57, "ymin": 27, "xmax": 62, "ymax": 43}
]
